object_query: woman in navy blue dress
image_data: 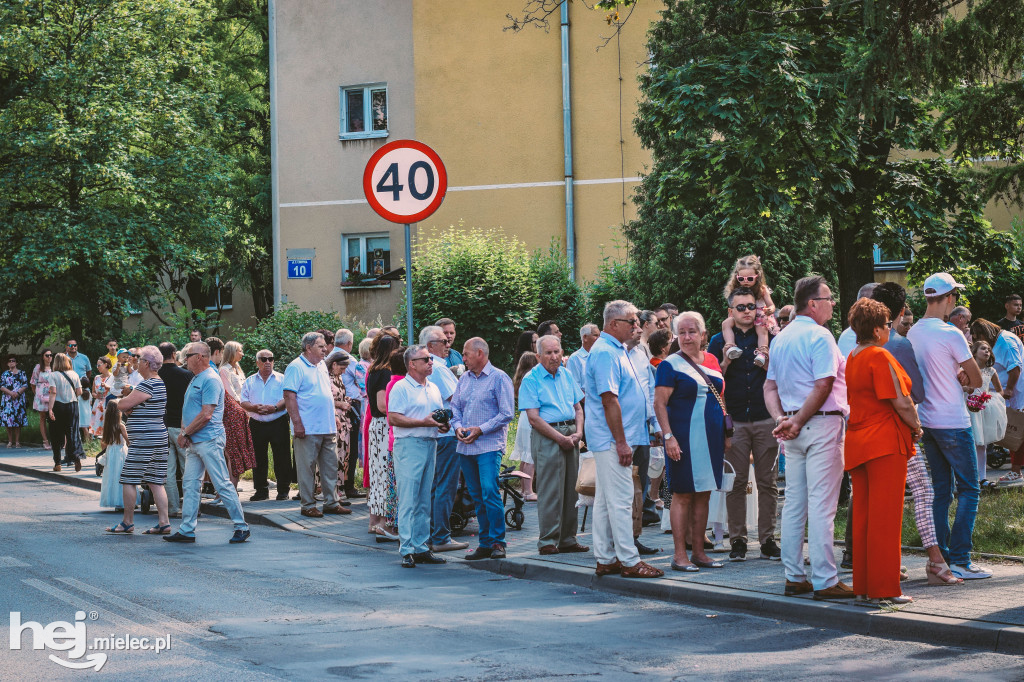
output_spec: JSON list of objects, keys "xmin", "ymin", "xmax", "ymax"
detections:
[{"xmin": 654, "ymin": 312, "xmax": 727, "ymax": 572}]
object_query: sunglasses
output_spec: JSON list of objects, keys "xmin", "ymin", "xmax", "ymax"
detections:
[
  {"xmin": 410, "ymin": 357, "xmax": 433, "ymax": 364},
  {"xmin": 614, "ymin": 317, "xmax": 640, "ymax": 326},
  {"xmin": 44, "ymin": 353, "xmax": 52, "ymax": 358},
  {"xmin": 67, "ymin": 344, "xmax": 77, "ymax": 348},
  {"xmin": 184, "ymin": 352, "xmax": 200, "ymax": 360},
  {"xmin": 778, "ymin": 316, "xmax": 790, "ymax": 322},
  {"xmin": 736, "ymin": 275, "xmax": 757, "ymax": 282},
  {"xmin": 732, "ymin": 303, "xmax": 757, "ymax": 312},
  {"xmin": 258, "ymin": 357, "xmax": 274, "ymax": 363}
]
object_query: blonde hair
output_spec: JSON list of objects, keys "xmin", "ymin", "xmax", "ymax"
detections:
[
  {"xmin": 51, "ymin": 352, "xmax": 72, "ymax": 372},
  {"xmin": 723, "ymin": 254, "xmax": 769, "ymax": 300},
  {"xmin": 222, "ymin": 340, "xmax": 243, "ymax": 367}
]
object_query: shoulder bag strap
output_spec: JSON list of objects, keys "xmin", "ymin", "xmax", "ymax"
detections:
[{"xmin": 676, "ymin": 351, "xmax": 729, "ymax": 418}]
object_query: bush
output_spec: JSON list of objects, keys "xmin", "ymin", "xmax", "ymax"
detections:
[
  {"xmin": 531, "ymin": 240, "xmax": 591, "ymax": 354},
  {"xmin": 231, "ymin": 304, "xmax": 343, "ymax": 375}
]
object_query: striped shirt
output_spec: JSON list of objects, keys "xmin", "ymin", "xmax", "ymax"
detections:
[{"xmin": 451, "ymin": 362, "xmax": 515, "ymax": 456}]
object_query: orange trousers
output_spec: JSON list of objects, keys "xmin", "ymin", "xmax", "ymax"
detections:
[{"xmin": 850, "ymin": 454, "xmax": 908, "ymax": 599}]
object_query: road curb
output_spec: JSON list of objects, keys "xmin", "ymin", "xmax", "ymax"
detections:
[{"xmin": 465, "ymin": 557, "xmax": 1024, "ymax": 655}]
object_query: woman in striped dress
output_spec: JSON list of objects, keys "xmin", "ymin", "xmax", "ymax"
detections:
[{"xmin": 106, "ymin": 345, "xmax": 170, "ymax": 535}]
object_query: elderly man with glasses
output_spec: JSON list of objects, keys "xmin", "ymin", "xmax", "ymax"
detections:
[
  {"xmin": 584, "ymin": 301, "xmax": 664, "ymax": 579},
  {"xmin": 241, "ymin": 349, "xmax": 292, "ymax": 501},
  {"xmin": 419, "ymin": 325, "xmax": 469, "ymax": 553}
]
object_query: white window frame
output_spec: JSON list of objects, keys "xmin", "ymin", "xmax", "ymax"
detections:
[
  {"xmin": 342, "ymin": 232, "xmax": 391, "ymax": 279},
  {"xmin": 339, "ymin": 83, "xmax": 389, "ymax": 140},
  {"xmin": 204, "ymin": 274, "xmax": 233, "ymax": 311}
]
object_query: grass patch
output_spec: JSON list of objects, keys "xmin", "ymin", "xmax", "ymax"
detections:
[{"xmin": 834, "ymin": 490, "xmax": 1024, "ymax": 557}]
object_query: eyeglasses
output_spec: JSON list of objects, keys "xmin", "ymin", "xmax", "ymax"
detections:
[
  {"xmin": 811, "ymin": 296, "xmax": 836, "ymax": 304},
  {"xmin": 410, "ymin": 357, "xmax": 433, "ymax": 364},
  {"xmin": 428, "ymin": 338, "xmax": 449, "ymax": 345},
  {"xmin": 732, "ymin": 303, "xmax": 757, "ymax": 312},
  {"xmin": 614, "ymin": 317, "xmax": 640, "ymax": 327},
  {"xmin": 736, "ymin": 275, "xmax": 757, "ymax": 283},
  {"xmin": 258, "ymin": 356, "xmax": 274, "ymax": 362},
  {"xmin": 183, "ymin": 353, "xmax": 199, "ymax": 360},
  {"xmin": 884, "ymin": 321, "xmax": 893, "ymax": 328}
]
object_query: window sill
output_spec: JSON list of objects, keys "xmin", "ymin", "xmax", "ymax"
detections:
[
  {"xmin": 339, "ymin": 131, "xmax": 389, "ymax": 141},
  {"xmin": 873, "ymin": 263, "xmax": 909, "ymax": 272},
  {"xmin": 340, "ymin": 281, "xmax": 391, "ymax": 290}
]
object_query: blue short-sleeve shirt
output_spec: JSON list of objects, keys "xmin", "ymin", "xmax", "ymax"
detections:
[
  {"xmin": 583, "ymin": 332, "xmax": 651, "ymax": 451},
  {"xmin": 182, "ymin": 367, "xmax": 225, "ymax": 442},
  {"xmin": 518, "ymin": 364, "xmax": 583, "ymax": 423}
]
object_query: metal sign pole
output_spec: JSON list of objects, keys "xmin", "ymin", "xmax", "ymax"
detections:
[{"xmin": 404, "ymin": 223, "xmax": 414, "ymax": 346}]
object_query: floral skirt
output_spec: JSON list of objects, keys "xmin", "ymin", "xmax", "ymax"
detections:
[
  {"xmin": 223, "ymin": 394, "xmax": 256, "ymax": 479},
  {"xmin": 367, "ymin": 416, "xmax": 397, "ymax": 526},
  {"xmin": 336, "ymin": 416, "xmax": 351, "ymax": 488}
]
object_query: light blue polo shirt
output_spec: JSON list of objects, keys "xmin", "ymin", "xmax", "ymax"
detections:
[
  {"xmin": 518, "ymin": 363, "xmax": 583, "ymax": 423},
  {"xmin": 70, "ymin": 353, "xmax": 91, "ymax": 378},
  {"xmin": 583, "ymin": 332, "xmax": 651, "ymax": 451},
  {"xmin": 182, "ymin": 367, "xmax": 225, "ymax": 442}
]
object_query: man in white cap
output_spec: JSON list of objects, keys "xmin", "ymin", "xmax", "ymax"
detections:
[{"xmin": 907, "ymin": 272, "xmax": 988, "ymax": 580}]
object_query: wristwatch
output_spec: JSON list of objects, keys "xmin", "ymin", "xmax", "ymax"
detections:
[{"xmin": 664, "ymin": 433, "xmax": 674, "ymax": 441}]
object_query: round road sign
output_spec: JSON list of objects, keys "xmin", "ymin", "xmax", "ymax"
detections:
[{"xmin": 363, "ymin": 140, "xmax": 447, "ymax": 224}]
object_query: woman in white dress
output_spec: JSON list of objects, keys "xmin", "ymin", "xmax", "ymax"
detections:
[
  {"xmin": 511, "ymin": 352, "xmax": 539, "ymax": 500},
  {"xmin": 91, "ymin": 357, "xmax": 112, "ymax": 436},
  {"xmin": 30, "ymin": 350, "xmax": 53, "ymax": 449}
]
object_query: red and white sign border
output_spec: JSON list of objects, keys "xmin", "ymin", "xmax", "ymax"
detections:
[{"xmin": 362, "ymin": 139, "xmax": 448, "ymax": 224}]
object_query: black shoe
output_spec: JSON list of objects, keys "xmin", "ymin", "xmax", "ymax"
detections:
[
  {"xmin": 841, "ymin": 551, "xmax": 853, "ymax": 570},
  {"xmin": 412, "ymin": 551, "xmax": 447, "ymax": 565},
  {"xmin": 642, "ymin": 510, "xmax": 661, "ymax": 527},
  {"xmin": 730, "ymin": 538, "xmax": 748, "ymax": 562},
  {"xmin": 163, "ymin": 532, "xmax": 195, "ymax": 543},
  {"xmin": 490, "ymin": 545, "xmax": 506, "ymax": 559},
  {"xmin": 464, "ymin": 546, "xmax": 493, "ymax": 561},
  {"xmin": 634, "ymin": 538, "xmax": 659, "ymax": 556},
  {"xmin": 345, "ymin": 489, "xmax": 366, "ymax": 499},
  {"xmin": 338, "ymin": 499, "xmax": 351, "ymax": 507},
  {"xmin": 250, "ymin": 490, "xmax": 269, "ymax": 502},
  {"xmin": 760, "ymin": 537, "xmax": 781, "ymax": 561},
  {"xmin": 292, "ymin": 493, "xmax": 301, "ymax": 500},
  {"xmin": 401, "ymin": 554, "xmax": 416, "ymax": 568},
  {"xmin": 202, "ymin": 482, "xmax": 215, "ymax": 495},
  {"xmin": 229, "ymin": 529, "xmax": 251, "ymax": 544},
  {"xmin": 275, "ymin": 492, "xmax": 290, "ymax": 501}
]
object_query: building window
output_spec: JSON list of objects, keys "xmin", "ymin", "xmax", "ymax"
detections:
[
  {"xmin": 340, "ymin": 83, "xmax": 388, "ymax": 140},
  {"xmin": 343, "ymin": 233, "xmax": 391, "ymax": 281},
  {"xmin": 194, "ymin": 275, "xmax": 234, "ymax": 311},
  {"xmin": 873, "ymin": 228, "xmax": 913, "ymax": 271}
]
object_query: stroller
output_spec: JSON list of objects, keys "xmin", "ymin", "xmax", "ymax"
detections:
[{"xmin": 448, "ymin": 465, "xmax": 532, "ymax": 533}]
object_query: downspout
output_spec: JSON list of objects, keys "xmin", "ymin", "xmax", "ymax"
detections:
[
  {"xmin": 269, "ymin": 0, "xmax": 283, "ymax": 306},
  {"xmin": 560, "ymin": 0, "xmax": 576, "ymax": 281}
]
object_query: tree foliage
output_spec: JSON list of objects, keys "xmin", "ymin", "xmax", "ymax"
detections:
[{"xmin": 602, "ymin": 0, "xmax": 1024, "ymax": 320}]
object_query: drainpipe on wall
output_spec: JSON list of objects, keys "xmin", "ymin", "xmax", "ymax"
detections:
[
  {"xmin": 561, "ymin": 0, "xmax": 576, "ymax": 281},
  {"xmin": 269, "ymin": 0, "xmax": 283, "ymax": 306}
]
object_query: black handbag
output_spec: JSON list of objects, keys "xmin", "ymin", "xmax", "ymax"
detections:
[{"xmin": 677, "ymin": 351, "xmax": 734, "ymax": 438}]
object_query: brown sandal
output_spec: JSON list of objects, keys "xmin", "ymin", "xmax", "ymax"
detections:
[
  {"xmin": 620, "ymin": 561, "xmax": 665, "ymax": 578},
  {"xmin": 595, "ymin": 559, "xmax": 622, "ymax": 576}
]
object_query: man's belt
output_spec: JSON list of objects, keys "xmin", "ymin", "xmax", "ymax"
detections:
[
  {"xmin": 548, "ymin": 419, "xmax": 575, "ymax": 427},
  {"xmin": 784, "ymin": 410, "xmax": 844, "ymax": 417}
]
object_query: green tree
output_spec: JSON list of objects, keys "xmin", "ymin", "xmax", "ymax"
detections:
[
  {"xmin": 591, "ymin": 0, "xmax": 1024, "ymax": 318},
  {"xmin": 0, "ymin": 0, "xmax": 233, "ymax": 350},
  {"xmin": 531, "ymin": 240, "xmax": 591, "ymax": 353}
]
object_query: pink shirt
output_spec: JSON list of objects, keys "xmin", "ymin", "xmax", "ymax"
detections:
[{"xmin": 384, "ymin": 374, "xmax": 405, "ymax": 451}]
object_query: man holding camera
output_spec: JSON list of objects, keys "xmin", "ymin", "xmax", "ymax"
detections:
[
  {"xmin": 387, "ymin": 345, "xmax": 450, "ymax": 568},
  {"xmin": 451, "ymin": 337, "xmax": 515, "ymax": 560}
]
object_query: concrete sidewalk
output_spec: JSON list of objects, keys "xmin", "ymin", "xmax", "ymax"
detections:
[{"xmin": 3, "ymin": 445, "xmax": 1023, "ymax": 654}]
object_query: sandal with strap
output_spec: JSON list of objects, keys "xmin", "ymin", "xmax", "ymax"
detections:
[
  {"xmin": 927, "ymin": 560, "xmax": 964, "ymax": 585},
  {"xmin": 106, "ymin": 522, "xmax": 134, "ymax": 534},
  {"xmin": 143, "ymin": 524, "xmax": 171, "ymax": 535},
  {"xmin": 620, "ymin": 560, "xmax": 665, "ymax": 578}
]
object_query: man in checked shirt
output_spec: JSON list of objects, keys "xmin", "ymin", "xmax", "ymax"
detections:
[{"xmin": 451, "ymin": 337, "xmax": 515, "ymax": 560}]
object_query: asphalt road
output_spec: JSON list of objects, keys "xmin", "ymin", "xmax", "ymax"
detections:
[{"xmin": 1, "ymin": 470, "xmax": 1022, "ymax": 681}]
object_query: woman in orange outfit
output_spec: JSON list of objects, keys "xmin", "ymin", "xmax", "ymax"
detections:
[{"xmin": 845, "ymin": 298, "xmax": 923, "ymax": 605}]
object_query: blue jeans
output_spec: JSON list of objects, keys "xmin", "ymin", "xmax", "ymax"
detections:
[
  {"xmin": 429, "ymin": 436, "xmax": 460, "ymax": 545},
  {"xmin": 921, "ymin": 427, "xmax": 978, "ymax": 566},
  {"xmin": 460, "ymin": 450, "xmax": 505, "ymax": 548},
  {"xmin": 179, "ymin": 435, "xmax": 248, "ymax": 537},
  {"xmin": 393, "ymin": 437, "xmax": 437, "ymax": 556}
]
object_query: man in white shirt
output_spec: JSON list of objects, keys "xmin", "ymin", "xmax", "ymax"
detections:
[
  {"xmin": 764, "ymin": 275, "xmax": 852, "ymax": 600},
  {"xmin": 240, "ymin": 349, "xmax": 290, "ymax": 501},
  {"xmin": 283, "ymin": 332, "xmax": 350, "ymax": 518},
  {"xmin": 566, "ymin": 324, "xmax": 600, "ymax": 394},
  {"xmin": 908, "ymin": 272, "xmax": 988, "ymax": 580},
  {"xmin": 419, "ymin": 326, "xmax": 469, "ymax": 553},
  {"xmin": 388, "ymin": 344, "xmax": 450, "ymax": 568}
]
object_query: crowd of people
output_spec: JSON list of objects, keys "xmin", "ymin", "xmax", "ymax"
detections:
[{"xmin": 4, "ymin": 256, "xmax": 1019, "ymax": 600}]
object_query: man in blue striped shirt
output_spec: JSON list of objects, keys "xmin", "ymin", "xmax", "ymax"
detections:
[{"xmin": 451, "ymin": 337, "xmax": 515, "ymax": 560}]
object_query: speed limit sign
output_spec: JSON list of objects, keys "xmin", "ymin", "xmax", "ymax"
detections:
[{"xmin": 363, "ymin": 140, "xmax": 447, "ymax": 224}]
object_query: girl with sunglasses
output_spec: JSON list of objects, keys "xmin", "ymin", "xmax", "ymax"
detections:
[
  {"xmin": 720, "ymin": 254, "xmax": 777, "ymax": 368},
  {"xmin": 31, "ymin": 350, "xmax": 54, "ymax": 449}
]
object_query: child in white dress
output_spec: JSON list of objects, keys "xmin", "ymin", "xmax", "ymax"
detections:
[
  {"xmin": 968, "ymin": 341, "xmax": 1006, "ymax": 489},
  {"xmin": 99, "ymin": 403, "xmax": 129, "ymax": 509},
  {"xmin": 510, "ymin": 352, "xmax": 539, "ymax": 500}
]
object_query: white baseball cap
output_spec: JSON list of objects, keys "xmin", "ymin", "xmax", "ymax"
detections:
[{"xmin": 922, "ymin": 272, "xmax": 965, "ymax": 297}]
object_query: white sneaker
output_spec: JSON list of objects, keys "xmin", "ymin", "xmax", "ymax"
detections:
[
  {"xmin": 949, "ymin": 562, "xmax": 992, "ymax": 580},
  {"xmin": 726, "ymin": 346, "xmax": 743, "ymax": 360}
]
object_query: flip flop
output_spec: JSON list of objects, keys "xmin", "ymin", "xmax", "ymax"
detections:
[
  {"xmin": 671, "ymin": 561, "xmax": 700, "ymax": 572},
  {"xmin": 143, "ymin": 524, "xmax": 171, "ymax": 535},
  {"xmin": 106, "ymin": 522, "xmax": 134, "ymax": 534},
  {"xmin": 693, "ymin": 558, "xmax": 724, "ymax": 568}
]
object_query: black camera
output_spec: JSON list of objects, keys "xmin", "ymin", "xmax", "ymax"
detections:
[{"xmin": 432, "ymin": 408, "xmax": 453, "ymax": 425}]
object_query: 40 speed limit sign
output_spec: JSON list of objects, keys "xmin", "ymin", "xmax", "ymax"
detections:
[{"xmin": 363, "ymin": 140, "xmax": 447, "ymax": 223}]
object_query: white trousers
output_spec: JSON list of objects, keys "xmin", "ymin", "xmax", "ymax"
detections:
[
  {"xmin": 592, "ymin": 448, "xmax": 640, "ymax": 567},
  {"xmin": 780, "ymin": 415, "xmax": 845, "ymax": 590}
]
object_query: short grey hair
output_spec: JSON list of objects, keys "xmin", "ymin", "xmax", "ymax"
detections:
[
  {"xmin": 950, "ymin": 306, "xmax": 971, "ymax": 320},
  {"xmin": 464, "ymin": 337, "xmax": 489, "ymax": 355},
  {"xmin": 404, "ymin": 344, "xmax": 428, "ymax": 367},
  {"xmin": 674, "ymin": 311, "xmax": 706, "ymax": 335},
  {"xmin": 358, "ymin": 337, "xmax": 372, "ymax": 360},
  {"xmin": 603, "ymin": 300, "xmax": 636, "ymax": 328},
  {"xmin": 137, "ymin": 345, "xmax": 162, "ymax": 372},
  {"xmin": 301, "ymin": 331, "xmax": 324, "ymax": 351},
  {"xmin": 857, "ymin": 282, "xmax": 879, "ymax": 300},
  {"xmin": 185, "ymin": 342, "xmax": 210, "ymax": 358},
  {"xmin": 579, "ymin": 323, "xmax": 599, "ymax": 341},
  {"xmin": 537, "ymin": 335, "xmax": 562, "ymax": 353},
  {"xmin": 418, "ymin": 325, "xmax": 445, "ymax": 345},
  {"xmin": 335, "ymin": 328, "xmax": 354, "ymax": 346}
]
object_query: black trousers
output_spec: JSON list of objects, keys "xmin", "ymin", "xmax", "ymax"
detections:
[
  {"xmin": 345, "ymin": 406, "xmax": 361, "ymax": 490},
  {"xmin": 50, "ymin": 401, "xmax": 81, "ymax": 465},
  {"xmin": 250, "ymin": 415, "xmax": 292, "ymax": 494}
]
